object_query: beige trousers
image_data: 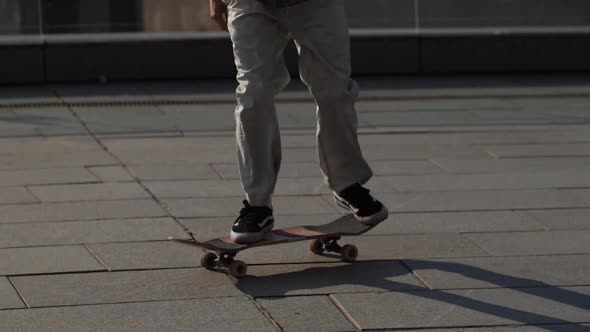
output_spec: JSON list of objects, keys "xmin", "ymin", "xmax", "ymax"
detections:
[{"xmin": 224, "ymin": 0, "xmax": 373, "ymax": 206}]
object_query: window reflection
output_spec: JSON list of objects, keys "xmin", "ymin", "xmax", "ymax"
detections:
[
  {"xmin": 142, "ymin": 0, "xmax": 216, "ymax": 32},
  {"xmin": 44, "ymin": 0, "xmax": 141, "ymax": 33},
  {"xmin": 1, "ymin": 0, "xmax": 589, "ymax": 36},
  {"xmin": 0, "ymin": 0, "xmax": 40, "ymax": 34}
]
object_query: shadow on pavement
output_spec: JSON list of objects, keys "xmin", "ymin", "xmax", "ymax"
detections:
[{"xmin": 236, "ymin": 260, "xmax": 590, "ymax": 331}]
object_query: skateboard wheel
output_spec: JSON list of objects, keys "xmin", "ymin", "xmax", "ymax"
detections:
[
  {"xmin": 229, "ymin": 260, "xmax": 248, "ymax": 278},
  {"xmin": 200, "ymin": 252, "xmax": 218, "ymax": 270},
  {"xmin": 309, "ymin": 239, "xmax": 325, "ymax": 255},
  {"xmin": 340, "ymin": 245, "xmax": 358, "ymax": 262}
]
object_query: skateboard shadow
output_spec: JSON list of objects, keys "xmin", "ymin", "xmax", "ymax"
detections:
[{"xmin": 236, "ymin": 260, "xmax": 590, "ymax": 330}]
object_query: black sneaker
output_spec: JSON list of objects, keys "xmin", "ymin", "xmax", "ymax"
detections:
[
  {"xmin": 230, "ymin": 200, "xmax": 274, "ymax": 244},
  {"xmin": 334, "ymin": 183, "xmax": 388, "ymax": 226}
]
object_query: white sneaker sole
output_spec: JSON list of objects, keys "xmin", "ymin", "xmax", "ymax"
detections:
[
  {"xmin": 334, "ymin": 195, "xmax": 389, "ymax": 226},
  {"xmin": 230, "ymin": 222, "xmax": 274, "ymax": 244}
]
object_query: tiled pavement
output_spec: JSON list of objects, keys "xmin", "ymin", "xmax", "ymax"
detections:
[{"xmin": 1, "ymin": 76, "xmax": 590, "ymax": 331}]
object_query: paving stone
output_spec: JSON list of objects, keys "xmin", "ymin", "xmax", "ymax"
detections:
[
  {"xmin": 102, "ymin": 136, "xmax": 235, "ymax": 151},
  {"xmin": 0, "ymin": 245, "xmax": 105, "ymax": 275},
  {"xmin": 275, "ymin": 178, "xmax": 335, "ymax": 196},
  {"xmin": 375, "ymin": 188, "xmax": 590, "ymax": 213},
  {"xmin": 484, "ymin": 143, "xmax": 590, "ymax": 158},
  {"xmin": 391, "ymin": 128, "xmax": 590, "ymax": 146},
  {"xmin": 0, "ymin": 117, "xmax": 40, "ymax": 137},
  {"xmin": 108, "ymin": 146, "xmax": 236, "ymax": 164},
  {"xmin": 413, "ymin": 324, "xmax": 590, "ymax": 332},
  {"xmin": 144, "ymin": 180, "xmax": 243, "ymax": 198},
  {"xmin": 128, "ymin": 164, "xmax": 220, "ymax": 180},
  {"xmin": 237, "ymin": 234, "xmax": 488, "ymax": 265},
  {"xmin": 276, "ymin": 177, "xmax": 395, "ymax": 195},
  {"xmin": 355, "ymin": 130, "xmax": 588, "ymax": 146},
  {"xmin": 214, "ymin": 160, "xmax": 444, "ymax": 179},
  {"xmin": 383, "ymin": 171, "xmax": 590, "ymax": 192},
  {"xmin": 0, "ymin": 297, "xmax": 277, "ymax": 332},
  {"xmin": 101, "ymin": 131, "xmax": 184, "ymax": 139},
  {"xmin": 0, "ymin": 151, "xmax": 117, "ymax": 170},
  {"xmin": 103, "ymin": 137, "xmax": 315, "ymax": 164},
  {"xmin": 0, "ymin": 86, "xmax": 59, "ymax": 105},
  {"xmin": 257, "ymin": 296, "xmax": 355, "ymax": 332},
  {"xmin": 164, "ymin": 196, "xmax": 338, "ymax": 218},
  {"xmin": 463, "ymin": 230, "xmax": 590, "ymax": 256},
  {"xmin": 0, "ymin": 108, "xmax": 84, "ymax": 138},
  {"xmin": 430, "ymin": 157, "xmax": 590, "ymax": 174},
  {"xmin": 371, "ymin": 160, "xmax": 445, "ymax": 175},
  {"xmin": 355, "ymin": 99, "xmax": 515, "ymax": 114},
  {"xmin": 281, "ymin": 148, "xmax": 319, "ymax": 163},
  {"xmin": 370, "ymin": 211, "xmax": 543, "ymax": 234},
  {"xmin": 276, "ymin": 103, "xmax": 337, "ymax": 129},
  {"xmin": 523, "ymin": 110, "xmax": 590, "ymax": 122},
  {"xmin": 404, "ymin": 255, "xmax": 590, "ymax": 290},
  {"xmin": 0, "ymin": 218, "xmax": 186, "ymax": 248},
  {"xmin": 143, "ymin": 80, "xmax": 236, "ymax": 101},
  {"xmin": 28, "ymin": 182, "xmax": 149, "ymax": 202},
  {"xmin": 87, "ymin": 241, "xmax": 202, "ymax": 270},
  {"xmin": 13, "ymin": 107, "xmax": 87, "ymax": 136},
  {"xmin": 363, "ymin": 144, "xmax": 489, "ymax": 160},
  {"xmin": 213, "ymin": 162, "xmax": 322, "ymax": 179},
  {"xmin": 11, "ymin": 268, "xmax": 242, "ymax": 307},
  {"xmin": 0, "ymin": 136, "xmax": 100, "ymax": 154},
  {"xmin": 160, "ymin": 104, "xmax": 236, "ymax": 132},
  {"xmin": 238, "ymin": 261, "xmax": 423, "ymax": 297},
  {"xmin": 343, "ymin": 234, "xmax": 489, "ymax": 260},
  {"xmin": 519, "ymin": 209, "xmax": 590, "ymax": 230},
  {"xmin": 332, "ymin": 286, "xmax": 590, "ymax": 330},
  {"xmin": 360, "ymin": 83, "xmax": 590, "ymax": 100},
  {"xmin": 0, "ymin": 168, "xmax": 98, "ymax": 187},
  {"xmin": 182, "ymin": 214, "xmax": 341, "ymax": 241},
  {"xmin": 0, "ymin": 187, "xmax": 38, "ymax": 204},
  {"xmin": 361, "ymin": 110, "xmax": 485, "ymax": 127},
  {"xmin": 73, "ymin": 106, "xmax": 180, "ymax": 136},
  {"xmin": 86, "ymin": 166, "xmax": 134, "ymax": 182},
  {"xmin": 0, "ymin": 199, "xmax": 166, "ymax": 223},
  {"xmin": 0, "ymin": 277, "xmax": 24, "ymax": 309},
  {"xmin": 55, "ymin": 83, "xmax": 152, "ymax": 103},
  {"xmin": 471, "ymin": 110, "xmax": 560, "ymax": 125},
  {"xmin": 513, "ymin": 98, "xmax": 590, "ymax": 113},
  {"xmin": 279, "ymin": 135, "xmax": 316, "ymax": 148}
]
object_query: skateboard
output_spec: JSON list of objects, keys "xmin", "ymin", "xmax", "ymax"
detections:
[{"xmin": 168, "ymin": 214, "xmax": 378, "ymax": 278}]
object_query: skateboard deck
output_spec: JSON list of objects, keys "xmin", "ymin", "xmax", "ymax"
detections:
[
  {"xmin": 169, "ymin": 214, "xmax": 372, "ymax": 253},
  {"xmin": 169, "ymin": 214, "xmax": 381, "ymax": 278}
]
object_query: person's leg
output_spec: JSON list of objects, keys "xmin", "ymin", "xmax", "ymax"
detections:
[
  {"xmin": 226, "ymin": 0, "xmax": 291, "ymax": 207},
  {"xmin": 286, "ymin": 0, "xmax": 387, "ymax": 225},
  {"xmin": 224, "ymin": 0, "xmax": 291, "ymax": 242},
  {"xmin": 287, "ymin": 0, "xmax": 371, "ymax": 194}
]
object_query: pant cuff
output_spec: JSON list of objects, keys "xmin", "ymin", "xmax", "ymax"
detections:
[{"xmin": 330, "ymin": 169, "xmax": 373, "ymax": 194}]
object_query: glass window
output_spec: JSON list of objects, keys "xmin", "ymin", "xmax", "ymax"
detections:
[
  {"xmin": 2, "ymin": 0, "xmax": 590, "ymax": 36},
  {"xmin": 0, "ymin": 0, "xmax": 41, "ymax": 35}
]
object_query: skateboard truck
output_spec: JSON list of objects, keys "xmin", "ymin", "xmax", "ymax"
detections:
[
  {"xmin": 200, "ymin": 251, "xmax": 248, "ymax": 278},
  {"xmin": 309, "ymin": 236, "xmax": 359, "ymax": 262}
]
